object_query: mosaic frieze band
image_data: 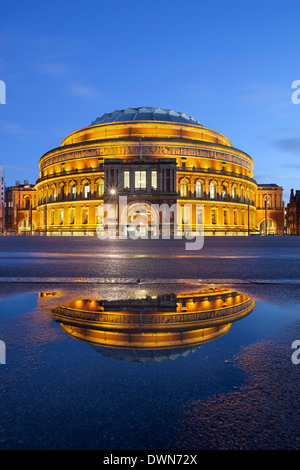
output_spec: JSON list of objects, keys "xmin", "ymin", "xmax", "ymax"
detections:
[{"xmin": 40, "ymin": 144, "xmax": 253, "ymax": 172}]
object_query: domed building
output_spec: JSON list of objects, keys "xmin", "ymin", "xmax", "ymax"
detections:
[
  {"xmin": 52, "ymin": 288, "xmax": 255, "ymax": 363},
  {"xmin": 33, "ymin": 107, "xmax": 284, "ymax": 236}
]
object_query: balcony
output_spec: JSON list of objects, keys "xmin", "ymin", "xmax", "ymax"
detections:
[
  {"xmin": 36, "ymin": 166, "xmax": 104, "ymax": 184},
  {"xmin": 177, "ymin": 190, "xmax": 255, "ymax": 206},
  {"xmin": 38, "ymin": 190, "xmax": 104, "ymax": 206},
  {"xmin": 177, "ymin": 166, "xmax": 256, "ymax": 184}
]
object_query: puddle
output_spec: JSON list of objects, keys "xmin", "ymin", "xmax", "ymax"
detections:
[
  {"xmin": 0, "ymin": 284, "xmax": 299, "ymax": 450},
  {"xmin": 0, "ymin": 292, "xmax": 39, "ymax": 321}
]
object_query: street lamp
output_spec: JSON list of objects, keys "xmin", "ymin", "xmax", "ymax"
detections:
[{"xmin": 264, "ymin": 196, "xmax": 269, "ymax": 236}]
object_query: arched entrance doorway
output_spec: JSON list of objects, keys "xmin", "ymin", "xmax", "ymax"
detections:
[
  {"xmin": 259, "ymin": 218, "xmax": 277, "ymax": 235},
  {"xmin": 121, "ymin": 201, "xmax": 159, "ymax": 238},
  {"xmin": 19, "ymin": 218, "xmax": 36, "ymax": 235}
]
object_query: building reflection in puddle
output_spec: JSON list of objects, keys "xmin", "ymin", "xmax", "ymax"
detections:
[{"xmin": 52, "ymin": 287, "xmax": 254, "ymax": 363}]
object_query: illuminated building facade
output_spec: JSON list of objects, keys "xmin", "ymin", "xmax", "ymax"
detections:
[
  {"xmin": 52, "ymin": 288, "xmax": 254, "ymax": 362},
  {"xmin": 0, "ymin": 167, "xmax": 4, "ymax": 234},
  {"xmin": 286, "ymin": 189, "xmax": 300, "ymax": 235},
  {"xmin": 4, "ymin": 180, "xmax": 37, "ymax": 235},
  {"xmin": 18, "ymin": 107, "xmax": 283, "ymax": 236},
  {"xmin": 256, "ymin": 184, "xmax": 285, "ymax": 235}
]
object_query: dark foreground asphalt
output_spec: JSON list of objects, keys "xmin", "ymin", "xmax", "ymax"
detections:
[{"xmin": 0, "ymin": 236, "xmax": 300, "ymax": 451}]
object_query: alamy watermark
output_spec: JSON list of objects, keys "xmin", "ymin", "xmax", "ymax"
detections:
[
  {"xmin": 0, "ymin": 340, "xmax": 6, "ymax": 364},
  {"xmin": 291, "ymin": 340, "xmax": 300, "ymax": 365},
  {"xmin": 291, "ymin": 80, "xmax": 300, "ymax": 104},
  {"xmin": 96, "ymin": 197, "xmax": 204, "ymax": 250},
  {"xmin": 0, "ymin": 80, "xmax": 6, "ymax": 104}
]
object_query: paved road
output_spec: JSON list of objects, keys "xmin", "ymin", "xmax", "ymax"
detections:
[{"xmin": 0, "ymin": 235, "xmax": 299, "ymax": 281}]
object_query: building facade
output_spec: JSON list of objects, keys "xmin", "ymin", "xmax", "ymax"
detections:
[
  {"xmin": 286, "ymin": 189, "xmax": 300, "ymax": 235},
  {"xmin": 4, "ymin": 107, "xmax": 285, "ymax": 236},
  {"xmin": 256, "ymin": 184, "xmax": 285, "ymax": 235},
  {"xmin": 4, "ymin": 181, "xmax": 38, "ymax": 235},
  {"xmin": 0, "ymin": 167, "xmax": 4, "ymax": 234}
]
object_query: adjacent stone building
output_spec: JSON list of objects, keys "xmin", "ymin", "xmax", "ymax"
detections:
[
  {"xmin": 286, "ymin": 189, "xmax": 300, "ymax": 235},
  {"xmin": 4, "ymin": 181, "xmax": 37, "ymax": 235},
  {"xmin": 256, "ymin": 184, "xmax": 285, "ymax": 235},
  {"xmin": 0, "ymin": 167, "xmax": 5, "ymax": 234}
]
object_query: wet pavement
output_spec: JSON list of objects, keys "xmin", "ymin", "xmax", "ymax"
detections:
[{"xmin": 0, "ymin": 236, "xmax": 300, "ymax": 450}]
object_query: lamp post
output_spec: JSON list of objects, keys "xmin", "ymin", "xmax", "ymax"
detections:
[
  {"xmin": 264, "ymin": 196, "xmax": 269, "ymax": 236},
  {"xmin": 109, "ymin": 188, "xmax": 118, "ymax": 237},
  {"xmin": 247, "ymin": 201, "xmax": 250, "ymax": 236}
]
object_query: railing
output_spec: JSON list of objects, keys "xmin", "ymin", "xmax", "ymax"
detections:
[
  {"xmin": 52, "ymin": 299, "xmax": 254, "ymax": 327},
  {"xmin": 177, "ymin": 191, "xmax": 255, "ymax": 206},
  {"xmin": 36, "ymin": 165, "xmax": 256, "ymax": 185},
  {"xmin": 38, "ymin": 191, "xmax": 104, "ymax": 205},
  {"xmin": 256, "ymin": 206, "xmax": 284, "ymax": 210},
  {"xmin": 177, "ymin": 166, "xmax": 257, "ymax": 184},
  {"xmin": 38, "ymin": 190, "xmax": 255, "ymax": 206},
  {"xmin": 36, "ymin": 166, "xmax": 104, "ymax": 184},
  {"xmin": 38, "ymin": 188, "xmax": 179, "ymax": 205}
]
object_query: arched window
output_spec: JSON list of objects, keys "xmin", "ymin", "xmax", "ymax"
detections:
[
  {"xmin": 221, "ymin": 185, "xmax": 227, "ymax": 199},
  {"xmin": 240, "ymin": 188, "xmax": 244, "ymax": 202},
  {"xmin": 24, "ymin": 197, "xmax": 30, "ymax": 209},
  {"xmin": 210, "ymin": 182, "xmax": 216, "ymax": 199},
  {"xmin": 60, "ymin": 185, "xmax": 65, "ymax": 201},
  {"xmin": 84, "ymin": 183, "xmax": 90, "ymax": 199},
  {"xmin": 98, "ymin": 181, "xmax": 104, "ymax": 197},
  {"xmin": 231, "ymin": 186, "xmax": 235, "ymax": 199},
  {"xmin": 53, "ymin": 186, "xmax": 57, "ymax": 201},
  {"xmin": 71, "ymin": 184, "xmax": 76, "ymax": 200},
  {"xmin": 180, "ymin": 180, "xmax": 188, "ymax": 197},
  {"xmin": 195, "ymin": 181, "xmax": 202, "ymax": 198}
]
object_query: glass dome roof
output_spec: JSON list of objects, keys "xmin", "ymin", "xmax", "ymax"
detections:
[{"xmin": 90, "ymin": 107, "xmax": 203, "ymax": 127}]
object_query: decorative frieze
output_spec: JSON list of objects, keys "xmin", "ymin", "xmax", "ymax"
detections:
[{"xmin": 40, "ymin": 144, "xmax": 253, "ymax": 172}]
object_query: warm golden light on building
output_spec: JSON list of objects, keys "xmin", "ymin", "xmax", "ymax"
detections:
[
  {"xmin": 52, "ymin": 287, "xmax": 255, "ymax": 363},
  {"xmin": 5, "ymin": 107, "xmax": 285, "ymax": 236}
]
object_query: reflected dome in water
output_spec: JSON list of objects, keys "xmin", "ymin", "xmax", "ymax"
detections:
[{"xmin": 52, "ymin": 287, "xmax": 254, "ymax": 363}]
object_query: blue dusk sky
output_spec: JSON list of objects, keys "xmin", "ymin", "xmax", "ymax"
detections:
[{"xmin": 0, "ymin": 0, "xmax": 300, "ymax": 202}]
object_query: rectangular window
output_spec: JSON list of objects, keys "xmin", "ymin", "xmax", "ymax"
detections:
[
  {"xmin": 151, "ymin": 171, "xmax": 157, "ymax": 190},
  {"xmin": 83, "ymin": 209, "xmax": 88, "ymax": 224},
  {"xmin": 234, "ymin": 211, "xmax": 238, "ymax": 225},
  {"xmin": 166, "ymin": 169, "xmax": 170, "ymax": 192},
  {"xmin": 70, "ymin": 209, "xmax": 75, "ymax": 225},
  {"xmin": 135, "ymin": 171, "xmax": 146, "ymax": 190},
  {"xmin": 196, "ymin": 206, "xmax": 203, "ymax": 225},
  {"xmin": 182, "ymin": 206, "xmax": 190, "ymax": 225},
  {"xmin": 60, "ymin": 210, "xmax": 64, "ymax": 225},
  {"xmin": 223, "ymin": 210, "xmax": 228, "ymax": 225},
  {"xmin": 71, "ymin": 185, "xmax": 76, "ymax": 199},
  {"xmin": 211, "ymin": 209, "xmax": 216, "ymax": 225},
  {"xmin": 124, "ymin": 171, "xmax": 130, "ymax": 190}
]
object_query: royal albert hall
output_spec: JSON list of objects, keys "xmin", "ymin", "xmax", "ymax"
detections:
[{"xmin": 34, "ymin": 107, "xmax": 284, "ymax": 237}]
